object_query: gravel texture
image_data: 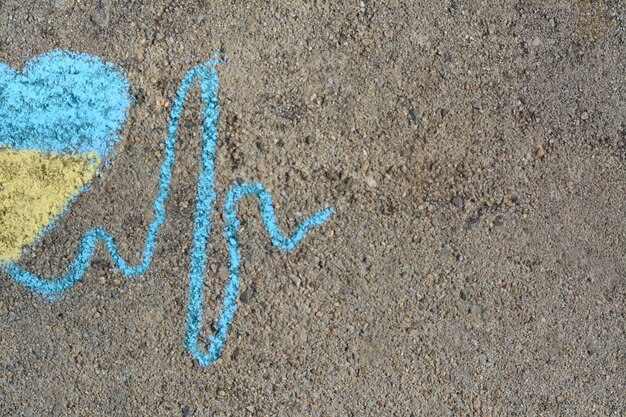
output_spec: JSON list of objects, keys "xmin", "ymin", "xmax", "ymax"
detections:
[{"xmin": 1, "ymin": 1, "xmax": 625, "ymax": 415}]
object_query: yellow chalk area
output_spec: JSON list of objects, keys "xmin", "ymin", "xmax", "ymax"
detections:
[{"xmin": 0, "ymin": 148, "xmax": 98, "ymax": 262}]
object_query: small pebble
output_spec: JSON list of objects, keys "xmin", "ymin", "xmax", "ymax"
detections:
[
  {"xmin": 155, "ymin": 95, "xmax": 167, "ymax": 108},
  {"xmin": 451, "ymin": 196, "xmax": 463, "ymax": 207},
  {"xmin": 473, "ymin": 395, "xmax": 482, "ymax": 411},
  {"xmin": 240, "ymin": 284, "xmax": 256, "ymax": 304},
  {"xmin": 536, "ymin": 147, "xmax": 546, "ymax": 159},
  {"xmin": 49, "ymin": 0, "xmax": 74, "ymax": 11},
  {"xmin": 466, "ymin": 217, "xmax": 479, "ymax": 230},
  {"xmin": 299, "ymin": 329, "xmax": 308, "ymax": 343},
  {"xmin": 469, "ymin": 304, "xmax": 483, "ymax": 315},
  {"xmin": 90, "ymin": 0, "xmax": 111, "ymax": 28},
  {"xmin": 218, "ymin": 266, "xmax": 228, "ymax": 280},
  {"xmin": 290, "ymin": 274, "xmax": 301, "ymax": 287},
  {"xmin": 364, "ymin": 176, "xmax": 377, "ymax": 188}
]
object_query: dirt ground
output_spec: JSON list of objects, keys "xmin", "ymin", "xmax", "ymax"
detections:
[{"xmin": 1, "ymin": 1, "xmax": 625, "ymax": 415}]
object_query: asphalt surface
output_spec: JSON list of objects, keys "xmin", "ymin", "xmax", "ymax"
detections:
[{"xmin": 0, "ymin": 1, "xmax": 625, "ymax": 415}]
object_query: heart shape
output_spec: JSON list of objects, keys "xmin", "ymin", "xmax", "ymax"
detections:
[{"xmin": 0, "ymin": 50, "xmax": 130, "ymax": 261}]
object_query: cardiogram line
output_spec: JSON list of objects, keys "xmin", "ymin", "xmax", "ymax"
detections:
[{"xmin": 1, "ymin": 52, "xmax": 333, "ymax": 366}]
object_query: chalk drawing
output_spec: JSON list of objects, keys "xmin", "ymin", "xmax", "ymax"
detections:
[
  {"xmin": 0, "ymin": 50, "xmax": 333, "ymax": 366},
  {"xmin": 0, "ymin": 50, "xmax": 129, "ymax": 261}
]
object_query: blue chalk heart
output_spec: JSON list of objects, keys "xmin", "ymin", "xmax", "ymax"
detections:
[{"xmin": 0, "ymin": 49, "xmax": 130, "ymax": 158}]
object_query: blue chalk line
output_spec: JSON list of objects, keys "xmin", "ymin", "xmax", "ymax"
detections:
[{"xmin": 1, "ymin": 52, "xmax": 333, "ymax": 366}]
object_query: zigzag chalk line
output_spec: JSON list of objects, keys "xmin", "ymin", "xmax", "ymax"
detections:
[{"xmin": 1, "ymin": 52, "xmax": 333, "ymax": 366}]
